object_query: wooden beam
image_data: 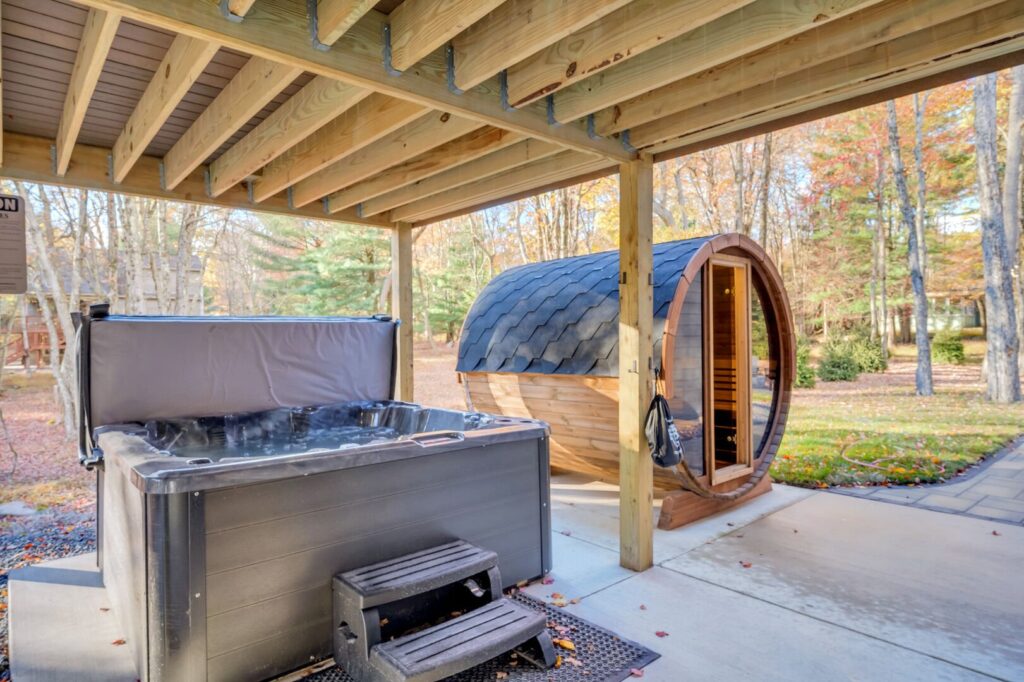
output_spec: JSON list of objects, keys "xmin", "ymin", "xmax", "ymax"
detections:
[
  {"xmin": 162, "ymin": 58, "xmax": 302, "ymax": 189},
  {"xmin": 411, "ymin": 165, "xmax": 614, "ymax": 227},
  {"xmin": 253, "ymin": 93, "xmax": 425, "ymax": 202},
  {"xmin": 553, "ymin": 0, "xmax": 884, "ymax": 126},
  {"xmin": 316, "ymin": 0, "xmax": 376, "ymax": 46},
  {"xmin": 361, "ymin": 137, "xmax": 562, "ymax": 216},
  {"xmin": 328, "ymin": 127, "xmax": 523, "ymax": 212},
  {"xmin": 652, "ymin": 48, "xmax": 1024, "ymax": 162},
  {"xmin": 629, "ymin": 0, "xmax": 1024, "ymax": 149},
  {"xmin": 593, "ymin": 0, "xmax": 1001, "ymax": 135},
  {"xmin": 55, "ymin": 8, "xmax": 121, "ymax": 176},
  {"xmin": 110, "ymin": 35, "xmax": 219, "ymax": 183},
  {"xmin": 292, "ymin": 114, "xmax": 482, "ymax": 209},
  {"xmin": 618, "ymin": 153, "xmax": 654, "ymax": 572},
  {"xmin": 388, "ymin": 0, "xmax": 506, "ymax": 73},
  {"xmin": 389, "ymin": 150, "xmax": 611, "ymax": 223},
  {"xmin": 505, "ymin": 0, "xmax": 753, "ymax": 108},
  {"xmin": 391, "ymin": 221, "xmax": 414, "ymax": 402},
  {"xmin": 450, "ymin": 0, "xmax": 631, "ymax": 91},
  {"xmin": 208, "ymin": 76, "xmax": 368, "ymax": 197},
  {"xmin": 70, "ymin": 0, "xmax": 632, "ymax": 162},
  {"xmin": 0, "ymin": 131, "xmax": 388, "ymax": 227}
]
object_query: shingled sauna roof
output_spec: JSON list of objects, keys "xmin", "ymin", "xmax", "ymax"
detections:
[{"xmin": 456, "ymin": 236, "xmax": 713, "ymax": 377}]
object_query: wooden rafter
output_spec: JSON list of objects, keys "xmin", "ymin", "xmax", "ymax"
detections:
[
  {"xmin": 110, "ymin": 35, "xmax": 220, "ymax": 183},
  {"xmin": 3, "ymin": 131, "xmax": 387, "ymax": 226},
  {"xmin": 388, "ymin": 0, "xmax": 507, "ymax": 73},
  {"xmin": 55, "ymin": 8, "xmax": 121, "ymax": 176},
  {"xmin": 360, "ymin": 138, "xmax": 562, "ymax": 217},
  {"xmin": 315, "ymin": 0, "xmax": 376, "ymax": 46},
  {"xmin": 207, "ymin": 76, "xmax": 368, "ymax": 197},
  {"xmin": 651, "ymin": 48, "xmax": 1024, "ymax": 162},
  {"xmin": 630, "ymin": 0, "xmax": 1024, "ymax": 149},
  {"xmin": 328, "ymin": 127, "xmax": 523, "ymax": 212},
  {"xmin": 594, "ymin": 0, "xmax": 1001, "ymax": 136},
  {"xmin": 162, "ymin": 58, "xmax": 302, "ymax": 190},
  {"xmin": 389, "ymin": 150, "xmax": 611, "ymax": 222},
  {"xmin": 504, "ymin": 0, "xmax": 754, "ymax": 108},
  {"xmin": 450, "ymin": 0, "xmax": 631, "ymax": 91},
  {"xmin": 71, "ymin": 0, "xmax": 632, "ymax": 162},
  {"xmin": 553, "ymin": 0, "xmax": 883, "ymax": 126},
  {"xmin": 252, "ymin": 93, "xmax": 425, "ymax": 202},
  {"xmin": 293, "ymin": 113, "xmax": 482, "ymax": 208}
]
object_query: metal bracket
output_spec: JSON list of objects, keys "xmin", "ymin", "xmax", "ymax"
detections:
[
  {"xmin": 246, "ymin": 179, "xmax": 254, "ymax": 203},
  {"xmin": 219, "ymin": 0, "xmax": 245, "ymax": 23},
  {"xmin": 356, "ymin": 202, "xmax": 364, "ymax": 219},
  {"xmin": 107, "ymin": 154, "xmax": 118, "ymax": 184},
  {"xmin": 204, "ymin": 167, "xmax": 213, "ymax": 197},
  {"xmin": 499, "ymin": 70, "xmax": 515, "ymax": 111},
  {"xmin": 382, "ymin": 24, "xmax": 403, "ymax": 77},
  {"xmin": 307, "ymin": 0, "xmax": 330, "ymax": 51},
  {"xmin": 445, "ymin": 44, "xmax": 464, "ymax": 95},
  {"xmin": 546, "ymin": 95, "xmax": 558, "ymax": 126},
  {"xmin": 323, "ymin": 196, "xmax": 331, "ymax": 215},
  {"xmin": 49, "ymin": 144, "xmax": 58, "ymax": 175},
  {"xmin": 158, "ymin": 161, "xmax": 167, "ymax": 191},
  {"xmin": 587, "ymin": 114, "xmax": 600, "ymax": 140},
  {"xmin": 620, "ymin": 129, "xmax": 637, "ymax": 154},
  {"xmin": 287, "ymin": 186, "xmax": 295, "ymax": 210}
]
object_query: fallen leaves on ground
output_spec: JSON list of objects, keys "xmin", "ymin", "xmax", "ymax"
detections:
[
  {"xmin": 111, "ymin": 639, "xmax": 126, "ymax": 646},
  {"xmin": 655, "ymin": 631, "xmax": 669, "ymax": 638},
  {"xmin": 630, "ymin": 668, "xmax": 645, "ymax": 677},
  {"xmin": 739, "ymin": 561, "xmax": 753, "ymax": 569},
  {"xmin": 552, "ymin": 638, "xmax": 576, "ymax": 651}
]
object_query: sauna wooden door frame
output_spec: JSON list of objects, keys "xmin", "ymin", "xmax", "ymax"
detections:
[{"xmin": 704, "ymin": 254, "xmax": 753, "ymax": 486}]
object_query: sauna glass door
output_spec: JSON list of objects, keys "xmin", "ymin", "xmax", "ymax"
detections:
[{"xmin": 706, "ymin": 256, "xmax": 752, "ymax": 485}]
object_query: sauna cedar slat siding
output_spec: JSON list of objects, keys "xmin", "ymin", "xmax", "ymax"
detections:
[
  {"xmin": 464, "ymin": 371, "xmax": 687, "ymax": 489},
  {"xmin": 201, "ymin": 440, "xmax": 548, "ymax": 681}
]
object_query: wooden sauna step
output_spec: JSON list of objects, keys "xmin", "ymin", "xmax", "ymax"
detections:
[
  {"xmin": 370, "ymin": 598, "xmax": 550, "ymax": 682},
  {"xmin": 336, "ymin": 541, "xmax": 498, "ymax": 609}
]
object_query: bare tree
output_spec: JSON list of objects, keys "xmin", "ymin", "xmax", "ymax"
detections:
[
  {"xmin": 886, "ymin": 100, "xmax": 933, "ymax": 396},
  {"xmin": 974, "ymin": 73, "xmax": 1021, "ymax": 403},
  {"xmin": 1002, "ymin": 67, "xmax": 1024, "ymax": 356}
]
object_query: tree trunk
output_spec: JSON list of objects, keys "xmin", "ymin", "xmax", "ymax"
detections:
[
  {"xmin": 886, "ymin": 100, "xmax": 933, "ymax": 396},
  {"xmin": 759, "ymin": 132, "xmax": 772, "ymax": 249},
  {"xmin": 1003, "ymin": 66, "xmax": 1024, "ymax": 357},
  {"xmin": 874, "ymin": 152, "xmax": 889, "ymax": 354},
  {"xmin": 975, "ymin": 73, "xmax": 1021, "ymax": 402},
  {"xmin": 913, "ymin": 93, "xmax": 929, "ymax": 281}
]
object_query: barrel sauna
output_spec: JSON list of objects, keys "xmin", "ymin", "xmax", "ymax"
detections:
[{"xmin": 457, "ymin": 233, "xmax": 795, "ymax": 529}]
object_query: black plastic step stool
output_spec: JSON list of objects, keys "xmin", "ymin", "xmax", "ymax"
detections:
[{"xmin": 333, "ymin": 540, "xmax": 556, "ymax": 682}]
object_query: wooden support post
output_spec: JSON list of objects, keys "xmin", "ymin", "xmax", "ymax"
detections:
[
  {"xmin": 618, "ymin": 153, "xmax": 654, "ymax": 571},
  {"xmin": 391, "ymin": 221, "xmax": 414, "ymax": 402}
]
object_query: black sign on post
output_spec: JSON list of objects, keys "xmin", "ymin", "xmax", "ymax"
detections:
[{"xmin": 0, "ymin": 194, "xmax": 27, "ymax": 294}]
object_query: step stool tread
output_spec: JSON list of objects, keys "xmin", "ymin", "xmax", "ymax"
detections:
[
  {"xmin": 371, "ymin": 599, "xmax": 545, "ymax": 682},
  {"xmin": 337, "ymin": 541, "xmax": 497, "ymax": 608}
]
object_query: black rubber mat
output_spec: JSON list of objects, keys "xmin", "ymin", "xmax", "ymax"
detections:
[{"xmin": 301, "ymin": 591, "xmax": 660, "ymax": 682}]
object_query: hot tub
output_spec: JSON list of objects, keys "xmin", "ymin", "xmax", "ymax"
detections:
[{"xmin": 78, "ymin": 308, "xmax": 551, "ymax": 682}]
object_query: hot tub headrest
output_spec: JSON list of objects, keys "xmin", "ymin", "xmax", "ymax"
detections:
[{"xmin": 85, "ymin": 315, "xmax": 397, "ymax": 428}]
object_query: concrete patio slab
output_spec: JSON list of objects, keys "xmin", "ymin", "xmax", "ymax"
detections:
[
  {"xmin": 563, "ymin": 566, "xmax": 993, "ymax": 682},
  {"xmin": 8, "ymin": 553, "xmax": 136, "ymax": 682},
  {"xmin": 663, "ymin": 493, "xmax": 1024, "ymax": 680}
]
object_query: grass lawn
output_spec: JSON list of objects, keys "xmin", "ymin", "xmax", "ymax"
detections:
[{"xmin": 772, "ymin": 345, "xmax": 1024, "ymax": 488}]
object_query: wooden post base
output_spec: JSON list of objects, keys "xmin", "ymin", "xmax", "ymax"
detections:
[{"xmin": 657, "ymin": 474, "xmax": 773, "ymax": 530}]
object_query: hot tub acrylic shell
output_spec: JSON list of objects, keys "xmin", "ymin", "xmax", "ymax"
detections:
[{"xmin": 78, "ymin": 313, "xmax": 552, "ymax": 682}]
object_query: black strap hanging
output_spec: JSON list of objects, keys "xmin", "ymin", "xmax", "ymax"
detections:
[{"xmin": 644, "ymin": 394, "xmax": 683, "ymax": 468}]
